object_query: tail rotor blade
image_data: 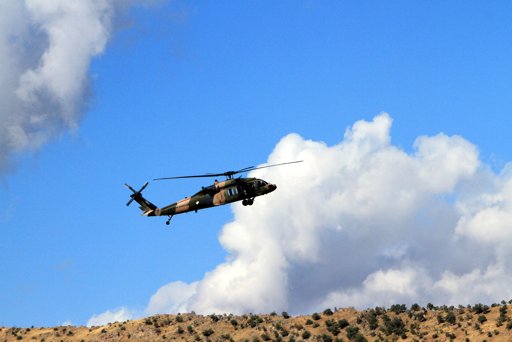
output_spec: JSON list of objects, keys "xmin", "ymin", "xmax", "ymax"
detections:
[
  {"xmin": 139, "ymin": 181, "xmax": 149, "ymax": 193},
  {"xmin": 125, "ymin": 183, "xmax": 136, "ymax": 193},
  {"xmin": 125, "ymin": 182, "xmax": 149, "ymax": 206}
]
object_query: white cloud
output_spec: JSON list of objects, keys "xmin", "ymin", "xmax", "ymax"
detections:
[
  {"xmin": 92, "ymin": 113, "xmax": 512, "ymax": 322},
  {"xmin": 146, "ymin": 281, "xmax": 198, "ymax": 315},
  {"xmin": 318, "ymin": 266, "xmax": 433, "ymax": 309},
  {"xmin": 456, "ymin": 176, "xmax": 512, "ymax": 245},
  {"xmin": 0, "ymin": 0, "xmax": 119, "ymax": 173},
  {"xmin": 87, "ymin": 307, "xmax": 134, "ymax": 327}
]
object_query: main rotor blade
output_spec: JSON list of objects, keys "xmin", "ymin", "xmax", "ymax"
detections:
[
  {"xmin": 154, "ymin": 173, "xmax": 225, "ymax": 181},
  {"xmin": 153, "ymin": 160, "xmax": 303, "ymax": 181},
  {"xmin": 238, "ymin": 160, "xmax": 303, "ymax": 174}
]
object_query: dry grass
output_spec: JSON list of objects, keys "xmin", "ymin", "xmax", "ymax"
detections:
[{"xmin": 1, "ymin": 303, "xmax": 512, "ymax": 341}]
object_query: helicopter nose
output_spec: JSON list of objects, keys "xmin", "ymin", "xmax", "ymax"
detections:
[{"xmin": 269, "ymin": 184, "xmax": 277, "ymax": 192}]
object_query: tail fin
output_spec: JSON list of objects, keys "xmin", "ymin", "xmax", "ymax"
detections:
[{"xmin": 125, "ymin": 182, "xmax": 158, "ymax": 216}]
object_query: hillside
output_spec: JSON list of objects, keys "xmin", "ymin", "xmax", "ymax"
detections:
[{"xmin": 2, "ymin": 302, "xmax": 512, "ymax": 341}]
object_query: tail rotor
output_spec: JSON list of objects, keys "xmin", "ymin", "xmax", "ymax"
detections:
[{"xmin": 125, "ymin": 181, "xmax": 149, "ymax": 206}]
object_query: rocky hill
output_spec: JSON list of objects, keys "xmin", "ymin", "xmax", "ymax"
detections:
[{"xmin": 2, "ymin": 302, "xmax": 512, "ymax": 341}]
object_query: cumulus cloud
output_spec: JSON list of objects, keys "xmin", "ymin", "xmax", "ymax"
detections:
[
  {"xmin": 0, "ymin": 0, "xmax": 118, "ymax": 173},
  {"xmin": 146, "ymin": 113, "xmax": 512, "ymax": 314},
  {"xmin": 147, "ymin": 281, "xmax": 199, "ymax": 315},
  {"xmin": 87, "ymin": 307, "xmax": 134, "ymax": 327},
  {"xmin": 90, "ymin": 113, "xmax": 512, "ymax": 323}
]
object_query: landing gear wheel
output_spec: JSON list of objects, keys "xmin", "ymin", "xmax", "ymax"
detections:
[
  {"xmin": 248, "ymin": 198, "xmax": 254, "ymax": 206},
  {"xmin": 166, "ymin": 215, "xmax": 173, "ymax": 226},
  {"xmin": 242, "ymin": 199, "xmax": 248, "ymax": 206}
]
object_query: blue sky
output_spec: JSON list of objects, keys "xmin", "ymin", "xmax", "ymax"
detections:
[{"xmin": 2, "ymin": 1, "xmax": 512, "ymax": 327}]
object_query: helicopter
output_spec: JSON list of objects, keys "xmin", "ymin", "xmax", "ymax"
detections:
[{"xmin": 125, "ymin": 161, "xmax": 302, "ymax": 225}]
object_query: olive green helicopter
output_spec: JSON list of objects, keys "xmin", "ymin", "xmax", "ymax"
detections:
[{"xmin": 125, "ymin": 161, "xmax": 302, "ymax": 225}]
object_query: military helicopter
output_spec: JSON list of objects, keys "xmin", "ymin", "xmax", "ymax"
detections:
[{"xmin": 125, "ymin": 161, "xmax": 302, "ymax": 225}]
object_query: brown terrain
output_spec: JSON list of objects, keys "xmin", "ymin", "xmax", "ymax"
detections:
[{"xmin": 2, "ymin": 302, "xmax": 512, "ymax": 341}]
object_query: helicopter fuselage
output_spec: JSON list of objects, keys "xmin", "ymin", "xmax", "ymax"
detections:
[{"xmin": 145, "ymin": 177, "xmax": 276, "ymax": 219}]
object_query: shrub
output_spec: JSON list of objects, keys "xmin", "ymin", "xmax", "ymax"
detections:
[
  {"xmin": 374, "ymin": 306, "xmax": 385, "ymax": 315},
  {"xmin": 353, "ymin": 335, "xmax": 368, "ymax": 342},
  {"xmin": 323, "ymin": 308, "xmax": 334, "ymax": 316},
  {"xmin": 248, "ymin": 315, "xmax": 263, "ymax": 328},
  {"xmin": 365, "ymin": 310, "xmax": 378, "ymax": 330},
  {"xmin": 312, "ymin": 313, "xmax": 321, "ymax": 321},
  {"xmin": 499, "ymin": 305, "xmax": 508, "ymax": 316},
  {"xmin": 282, "ymin": 312, "xmax": 290, "ymax": 319},
  {"xmin": 472, "ymin": 304, "xmax": 490, "ymax": 314},
  {"xmin": 302, "ymin": 330, "xmax": 311, "ymax": 339},
  {"xmin": 203, "ymin": 328, "xmax": 214, "ymax": 337},
  {"xmin": 338, "ymin": 319, "xmax": 349, "ymax": 329},
  {"xmin": 414, "ymin": 312, "xmax": 426, "ymax": 322},
  {"xmin": 325, "ymin": 320, "xmax": 340, "ymax": 336},
  {"xmin": 382, "ymin": 316, "xmax": 406, "ymax": 336},
  {"xmin": 389, "ymin": 304, "xmax": 407, "ymax": 315},
  {"xmin": 410, "ymin": 303, "xmax": 421, "ymax": 311},
  {"xmin": 321, "ymin": 333, "xmax": 333, "ymax": 342},
  {"xmin": 346, "ymin": 325, "xmax": 359, "ymax": 340},
  {"xmin": 478, "ymin": 315, "xmax": 487, "ymax": 324},
  {"xmin": 445, "ymin": 332, "xmax": 456, "ymax": 339},
  {"xmin": 446, "ymin": 311, "xmax": 456, "ymax": 325}
]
